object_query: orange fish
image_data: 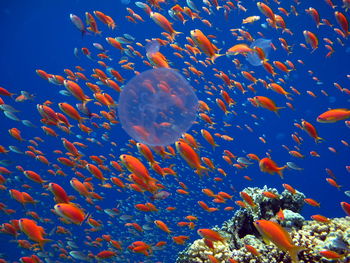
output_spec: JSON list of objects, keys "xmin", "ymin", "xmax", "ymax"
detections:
[
  {"xmin": 240, "ymin": 191, "xmax": 256, "ymax": 207},
  {"xmin": 257, "ymin": 2, "xmax": 276, "ymax": 27},
  {"xmin": 48, "ymin": 183, "xmax": 71, "ymax": 204},
  {"xmin": 253, "ymin": 96, "xmax": 284, "ymax": 114},
  {"xmin": 334, "ymin": 11, "xmax": 349, "ymax": 37},
  {"xmin": 319, "ymin": 250, "xmax": 344, "ymax": 260},
  {"xmin": 172, "ymin": 235, "xmax": 189, "ymax": 245},
  {"xmin": 175, "ymin": 141, "xmax": 208, "ymax": 176},
  {"xmin": 197, "ymin": 229, "xmax": 225, "ymax": 242},
  {"xmin": 23, "ymin": 170, "xmax": 47, "ymax": 184},
  {"xmin": 341, "ymin": 201, "xmax": 350, "ymax": 216},
  {"xmin": 94, "ymin": 11, "xmax": 116, "ymax": 29},
  {"xmin": 58, "ymin": 102, "xmax": 86, "ymax": 123},
  {"xmin": 19, "ymin": 218, "xmax": 51, "ymax": 250},
  {"xmin": 244, "ymin": 244, "xmax": 261, "ymax": 257},
  {"xmin": 154, "ymin": 220, "xmax": 171, "ymax": 234},
  {"xmin": 301, "ymin": 120, "xmax": 323, "ymax": 142},
  {"xmin": 311, "ymin": 214, "xmax": 330, "ymax": 223},
  {"xmin": 190, "ymin": 29, "xmax": 222, "ymax": 63},
  {"xmin": 226, "ymin": 44, "xmax": 253, "ymax": 55},
  {"xmin": 54, "ymin": 203, "xmax": 87, "ymax": 225},
  {"xmin": 317, "ymin": 108, "xmax": 350, "ymax": 123},
  {"xmin": 8, "ymin": 128, "xmax": 24, "ymax": 141},
  {"xmin": 304, "ymin": 198, "xmax": 320, "ymax": 207},
  {"xmin": 254, "ymin": 220, "xmax": 304, "ymax": 263},
  {"xmin": 150, "ymin": 12, "xmax": 181, "ymax": 41},
  {"xmin": 86, "ymin": 164, "xmax": 106, "ymax": 181},
  {"xmin": 303, "ymin": 30, "xmax": 318, "ymax": 51},
  {"xmin": 63, "ymin": 80, "xmax": 91, "ymax": 104},
  {"xmin": 259, "ymin": 158, "xmax": 287, "ymax": 178}
]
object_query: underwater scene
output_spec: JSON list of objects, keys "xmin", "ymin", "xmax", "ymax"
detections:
[{"xmin": 1, "ymin": 0, "xmax": 350, "ymax": 262}]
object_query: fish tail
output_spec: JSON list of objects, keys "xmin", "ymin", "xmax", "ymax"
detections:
[
  {"xmin": 289, "ymin": 246, "xmax": 306, "ymax": 263},
  {"xmin": 277, "ymin": 166, "xmax": 288, "ymax": 179},
  {"xmin": 315, "ymin": 136, "xmax": 324, "ymax": 143},
  {"xmin": 170, "ymin": 31, "xmax": 183, "ymax": 42},
  {"xmin": 274, "ymin": 107, "xmax": 285, "ymax": 116},
  {"xmin": 210, "ymin": 53, "xmax": 225, "ymax": 64},
  {"xmin": 39, "ymin": 238, "xmax": 52, "ymax": 251},
  {"xmin": 195, "ymin": 165, "xmax": 209, "ymax": 177}
]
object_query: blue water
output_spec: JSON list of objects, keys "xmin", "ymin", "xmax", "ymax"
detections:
[{"xmin": 0, "ymin": 0, "xmax": 349, "ymax": 262}]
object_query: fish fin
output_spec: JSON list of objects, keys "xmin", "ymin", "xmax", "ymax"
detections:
[
  {"xmin": 210, "ymin": 53, "xmax": 225, "ymax": 64},
  {"xmin": 261, "ymin": 235, "xmax": 270, "ymax": 245},
  {"xmin": 315, "ymin": 137, "xmax": 324, "ymax": 143},
  {"xmin": 274, "ymin": 107, "xmax": 285, "ymax": 117},
  {"xmin": 289, "ymin": 246, "xmax": 306, "ymax": 263},
  {"xmin": 170, "ymin": 31, "xmax": 183, "ymax": 42},
  {"xmin": 195, "ymin": 165, "xmax": 209, "ymax": 178},
  {"xmin": 80, "ymin": 213, "xmax": 91, "ymax": 226},
  {"xmin": 39, "ymin": 238, "xmax": 52, "ymax": 251},
  {"xmin": 277, "ymin": 166, "xmax": 287, "ymax": 179}
]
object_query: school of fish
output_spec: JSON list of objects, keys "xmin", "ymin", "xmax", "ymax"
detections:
[{"xmin": 1, "ymin": 0, "xmax": 350, "ymax": 262}]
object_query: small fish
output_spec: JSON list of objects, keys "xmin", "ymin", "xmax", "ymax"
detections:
[
  {"xmin": 9, "ymin": 146, "xmax": 24, "ymax": 154},
  {"xmin": 123, "ymin": 33, "xmax": 135, "ymax": 41},
  {"xmin": 115, "ymin": 37, "xmax": 133, "ymax": 44},
  {"xmin": 74, "ymin": 47, "xmax": 79, "ymax": 58},
  {"xmin": 197, "ymin": 229, "xmax": 225, "ymax": 242},
  {"xmin": 119, "ymin": 215, "xmax": 133, "ymax": 221},
  {"xmin": 286, "ymin": 162, "xmax": 303, "ymax": 171},
  {"xmin": 150, "ymin": 191, "xmax": 171, "ymax": 200},
  {"xmin": 104, "ymin": 209, "xmax": 119, "ymax": 217},
  {"xmin": 70, "ymin": 14, "xmax": 87, "ymax": 36},
  {"xmin": 0, "ymin": 160, "xmax": 13, "ymax": 166},
  {"xmin": 21, "ymin": 120, "xmax": 37, "ymax": 128},
  {"xmin": 3, "ymin": 111, "xmax": 21, "ymax": 121},
  {"xmin": 0, "ymin": 104, "xmax": 19, "ymax": 112},
  {"xmin": 67, "ymin": 241, "xmax": 79, "ymax": 248},
  {"xmin": 69, "ymin": 251, "xmax": 89, "ymax": 261},
  {"xmin": 59, "ymin": 90, "xmax": 72, "ymax": 96},
  {"xmin": 237, "ymin": 157, "xmax": 253, "ymax": 165},
  {"xmin": 20, "ymin": 91, "xmax": 35, "ymax": 100},
  {"xmin": 93, "ymin": 43, "xmax": 107, "ymax": 52}
]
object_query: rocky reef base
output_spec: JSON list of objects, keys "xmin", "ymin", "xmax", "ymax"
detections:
[{"xmin": 176, "ymin": 186, "xmax": 350, "ymax": 263}]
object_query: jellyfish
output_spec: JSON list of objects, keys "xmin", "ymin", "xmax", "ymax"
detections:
[
  {"xmin": 246, "ymin": 38, "xmax": 272, "ymax": 66},
  {"xmin": 118, "ymin": 68, "xmax": 198, "ymax": 146}
]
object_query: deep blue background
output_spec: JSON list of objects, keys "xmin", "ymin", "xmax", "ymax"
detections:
[{"xmin": 0, "ymin": 0, "xmax": 349, "ymax": 262}]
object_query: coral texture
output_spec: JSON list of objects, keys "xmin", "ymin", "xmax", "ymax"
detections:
[{"xmin": 176, "ymin": 186, "xmax": 350, "ymax": 263}]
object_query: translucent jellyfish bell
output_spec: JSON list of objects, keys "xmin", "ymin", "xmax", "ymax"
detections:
[
  {"xmin": 246, "ymin": 38, "xmax": 272, "ymax": 66},
  {"xmin": 118, "ymin": 68, "xmax": 199, "ymax": 146}
]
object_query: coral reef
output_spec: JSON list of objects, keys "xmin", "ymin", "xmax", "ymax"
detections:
[
  {"xmin": 176, "ymin": 186, "xmax": 350, "ymax": 263},
  {"xmin": 177, "ymin": 238, "xmax": 231, "ymax": 263}
]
